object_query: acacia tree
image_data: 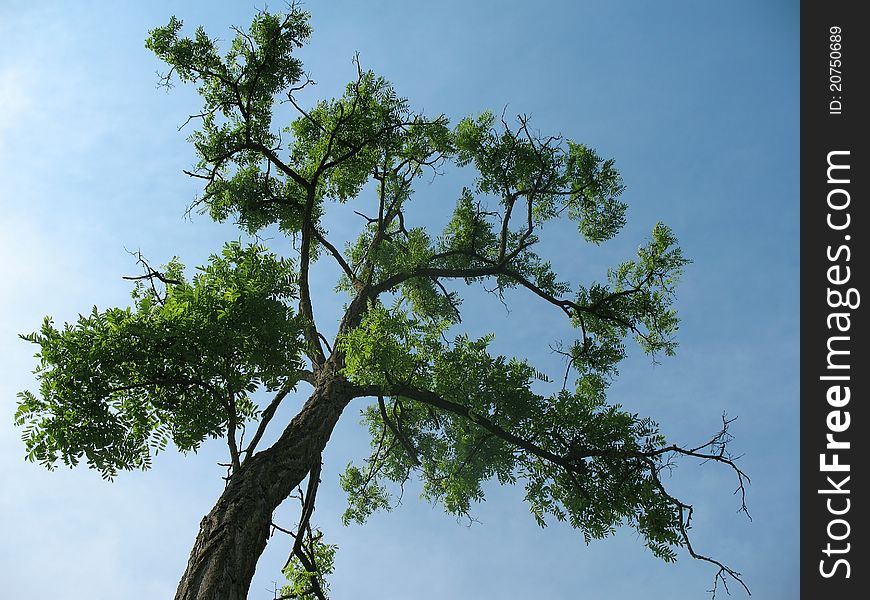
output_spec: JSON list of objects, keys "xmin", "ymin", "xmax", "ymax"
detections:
[{"xmin": 15, "ymin": 7, "xmax": 749, "ymax": 600}]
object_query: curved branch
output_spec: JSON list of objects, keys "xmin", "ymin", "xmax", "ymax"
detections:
[
  {"xmin": 369, "ymin": 381, "xmax": 573, "ymax": 470},
  {"xmin": 311, "ymin": 227, "xmax": 357, "ymax": 285},
  {"xmin": 377, "ymin": 396, "xmax": 421, "ymax": 466},
  {"xmin": 645, "ymin": 457, "xmax": 751, "ymax": 598},
  {"xmin": 353, "ymin": 380, "xmax": 750, "ymax": 596},
  {"xmin": 367, "ymin": 252, "xmax": 665, "ymax": 357},
  {"xmin": 298, "ymin": 185, "xmax": 327, "ymax": 367}
]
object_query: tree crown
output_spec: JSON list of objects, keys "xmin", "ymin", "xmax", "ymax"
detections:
[{"xmin": 17, "ymin": 7, "xmax": 748, "ymax": 597}]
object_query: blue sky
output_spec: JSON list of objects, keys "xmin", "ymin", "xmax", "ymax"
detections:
[{"xmin": 0, "ymin": 1, "xmax": 798, "ymax": 598}]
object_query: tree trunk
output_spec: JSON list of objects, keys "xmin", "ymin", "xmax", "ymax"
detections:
[{"xmin": 174, "ymin": 371, "xmax": 354, "ymax": 600}]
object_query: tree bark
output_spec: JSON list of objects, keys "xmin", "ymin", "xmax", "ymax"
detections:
[{"xmin": 174, "ymin": 369, "xmax": 355, "ymax": 600}]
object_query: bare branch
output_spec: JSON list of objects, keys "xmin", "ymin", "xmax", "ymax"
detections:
[
  {"xmin": 280, "ymin": 458, "xmax": 329, "ymax": 600},
  {"xmin": 244, "ymin": 379, "xmax": 299, "ymax": 460},
  {"xmin": 122, "ymin": 249, "xmax": 181, "ymax": 305},
  {"xmin": 224, "ymin": 389, "xmax": 242, "ymax": 474},
  {"xmin": 645, "ymin": 457, "xmax": 751, "ymax": 598}
]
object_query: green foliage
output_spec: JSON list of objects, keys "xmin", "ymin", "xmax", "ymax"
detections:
[
  {"xmin": 16, "ymin": 243, "xmax": 305, "ymax": 478},
  {"xmin": 339, "ymin": 303, "xmax": 448, "ymax": 387},
  {"xmin": 454, "ymin": 112, "xmax": 627, "ymax": 244},
  {"xmin": 289, "ymin": 71, "xmax": 406, "ymax": 199},
  {"xmin": 146, "ymin": 11, "xmax": 310, "ymax": 138},
  {"xmin": 280, "ymin": 529, "xmax": 337, "ymax": 600},
  {"xmin": 570, "ymin": 222, "xmax": 689, "ymax": 377},
  {"xmin": 16, "ymin": 8, "xmax": 743, "ymax": 595},
  {"xmin": 339, "ymin": 464, "xmax": 392, "ymax": 525},
  {"xmin": 338, "ymin": 312, "xmax": 684, "ymax": 558},
  {"xmin": 146, "ymin": 12, "xmax": 311, "ymax": 234}
]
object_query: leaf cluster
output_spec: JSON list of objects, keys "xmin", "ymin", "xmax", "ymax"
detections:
[
  {"xmin": 280, "ymin": 528, "xmax": 337, "ymax": 600},
  {"xmin": 338, "ymin": 309, "xmax": 683, "ymax": 560},
  {"xmin": 16, "ymin": 243, "xmax": 305, "ymax": 478}
]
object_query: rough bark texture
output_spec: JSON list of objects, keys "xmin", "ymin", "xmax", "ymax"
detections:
[{"xmin": 174, "ymin": 369, "xmax": 354, "ymax": 600}]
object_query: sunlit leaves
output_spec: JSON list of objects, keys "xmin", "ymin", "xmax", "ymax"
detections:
[
  {"xmin": 288, "ymin": 71, "xmax": 409, "ymax": 201},
  {"xmin": 15, "ymin": 243, "xmax": 305, "ymax": 478},
  {"xmin": 117, "ymin": 7, "xmax": 701, "ymax": 577},
  {"xmin": 435, "ymin": 189, "xmax": 499, "ymax": 268},
  {"xmin": 453, "ymin": 112, "xmax": 626, "ymax": 244},
  {"xmin": 338, "ymin": 303, "xmax": 447, "ymax": 388},
  {"xmin": 340, "ymin": 323, "xmax": 684, "ymax": 558},
  {"xmin": 281, "ymin": 528, "xmax": 337, "ymax": 600},
  {"xmin": 147, "ymin": 10, "xmax": 311, "ymax": 235},
  {"xmin": 146, "ymin": 11, "xmax": 310, "ymax": 134},
  {"xmin": 339, "ymin": 464, "xmax": 392, "ymax": 525},
  {"xmin": 563, "ymin": 142, "xmax": 627, "ymax": 243},
  {"xmin": 569, "ymin": 223, "xmax": 689, "ymax": 378}
]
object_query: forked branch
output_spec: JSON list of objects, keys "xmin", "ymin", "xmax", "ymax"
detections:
[{"xmin": 354, "ymin": 381, "xmax": 750, "ymax": 596}]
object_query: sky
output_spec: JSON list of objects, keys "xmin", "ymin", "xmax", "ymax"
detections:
[{"xmin": 0, "ymin": 1, "xmax": 798, "ymax": 598}]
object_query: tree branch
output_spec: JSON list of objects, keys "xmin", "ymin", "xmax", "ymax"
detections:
[
  {"xmin": 377, "ymin": 396, "xmax": 421, "ymax": 466},
  {"xmin": 297, "ymin": 185, "xmax": 327, "ymax": 368},
  {"xmin": 224, "ymin": 388, "xmax": 242, "ymax": 474},
  {"xmin": 281, "ymin": 458, "xmax": 328, "ymax": 600},
  {"xmin": 243, "ymin": 379, "xmax": 298, "ymax": 460},
  {"xmin": 352, "ymin": 380, "xmax": 750, "ymax": 596}
]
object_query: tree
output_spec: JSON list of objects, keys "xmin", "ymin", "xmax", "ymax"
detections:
[{"xmin": 15, "ymin": 7, "xmax": 749, "ymax": 599}]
